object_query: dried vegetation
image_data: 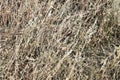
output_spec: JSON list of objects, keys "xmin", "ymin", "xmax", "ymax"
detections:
[{"xmin": 0, "ymin": 0, "xmax": 120, "ymax": 80}]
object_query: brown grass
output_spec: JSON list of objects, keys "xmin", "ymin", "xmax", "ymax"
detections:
[{"xmin": 0, "ymin": 0, "xmax": 120, "ymax": 80}]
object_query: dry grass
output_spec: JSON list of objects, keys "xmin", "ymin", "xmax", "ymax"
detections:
[{"xmin": 0, "ymin": 0, "xmax": 120, "ymax": 80}]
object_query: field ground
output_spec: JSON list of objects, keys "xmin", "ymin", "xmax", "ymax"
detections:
[{"xmin": 0, "ymin": 0, "xmax": 120, "ymax": 80}]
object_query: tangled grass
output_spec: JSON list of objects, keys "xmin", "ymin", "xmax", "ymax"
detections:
[{"xmin": 0, "ymin": 0, "xmax": 120, "ymax": 80}]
